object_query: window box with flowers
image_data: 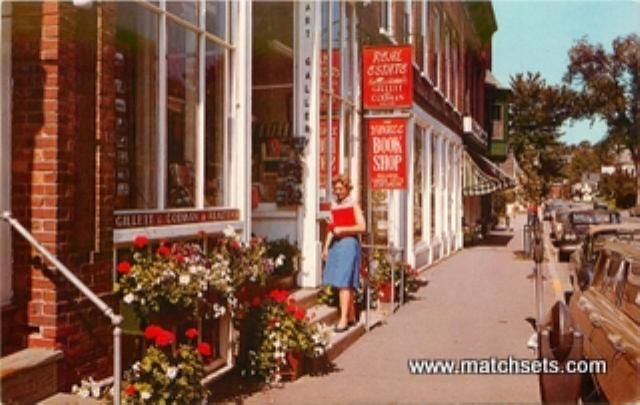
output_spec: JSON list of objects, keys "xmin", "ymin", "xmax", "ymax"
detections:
[{"xmin": 265, "ymin": 238, "xmax": 301, "ymax": 291}]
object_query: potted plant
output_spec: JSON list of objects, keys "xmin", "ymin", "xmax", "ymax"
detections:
[
  {"xmin": 368, "ymin": 250, "xmax": 419, "ymax": 303},
  {"xmin": 265, "ymin": 238, "xmax": 301, "ymax": 290},
  {"xmin": 245, "ymin": 289, "xmax": 329, "ymax": 384}
]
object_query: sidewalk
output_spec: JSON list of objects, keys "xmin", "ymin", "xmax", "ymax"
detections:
[{"xmin": 238, "ymin": 214, "xmax": 551, "ymax": 403}]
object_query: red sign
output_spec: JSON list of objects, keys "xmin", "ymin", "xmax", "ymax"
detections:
[
  {"xmin": 367, "ymin": 117, "xmax": 407, "ymax": 190},
  {"xmin": 320, "ymin": 49, "xmax": 341, "ymax": 113},
  {"xmin": 362, "ymin": 45, "xmax": 413, "ymax": 109},
  {"xmin": 320, "ymin": 118, "xmax": 340, "ymax": 187}
]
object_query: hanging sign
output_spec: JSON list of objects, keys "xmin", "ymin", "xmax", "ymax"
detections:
[
  {"xmin": 362, "ymin": 45, "xmax": 413, "ymax": 109},
  {"xmin": 114, "ymin": 208, "xmax": 240, "ymax": 229},
  {"xmin": 367, "ymin": 117, "xmax": 407, "ymax": 190},
  {"xmin": 319, "ymin": 118, "xmax": 340, "ymax": 187}
]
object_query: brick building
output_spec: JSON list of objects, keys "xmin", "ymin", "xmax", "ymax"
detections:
[{"xmin": 0, "ymin": 1, "xmax": 510, "ymax": 399}]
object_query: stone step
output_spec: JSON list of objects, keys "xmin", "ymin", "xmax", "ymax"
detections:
[
  {"xmin": 326, "ymin": 322, "xmax": 366, "ymax": 362},
  {"xmin": 0, "ymin": 348, "xmax": 63, "ymax": 404},
  {"xmin": 39, "ymin": 393, "xmax": 105, "ymax": 404}
]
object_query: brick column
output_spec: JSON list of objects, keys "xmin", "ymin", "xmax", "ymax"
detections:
[{"xmin": 11, "ymin": 1, "xmax": 116, "ymax": 389}]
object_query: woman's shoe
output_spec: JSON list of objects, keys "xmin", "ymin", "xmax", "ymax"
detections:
[
  {"xmin": 347, "ymin": 320, "xmax": 357, "ymax": 327},
  {"xmin": 333, "ymin": 324, "xmax": 349, "ymax": 333}
]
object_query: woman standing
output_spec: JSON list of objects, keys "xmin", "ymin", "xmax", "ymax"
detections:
[{"xmin": 322, "ymin": 175, "xmax": 366, "ymax": 333}]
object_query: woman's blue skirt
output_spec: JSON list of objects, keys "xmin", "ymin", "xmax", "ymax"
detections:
[{"xmin": 323, "ymin": 236, "xmax": 360, "ymax": 289}]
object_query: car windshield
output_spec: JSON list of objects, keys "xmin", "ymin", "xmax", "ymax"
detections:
[
  {"xmin": 594, "ymin": 213, "xmax": 614, "ymax": 224},
  {"xmin": 572, "ymin": 213, "xmax": 594, "ymax": 224}
]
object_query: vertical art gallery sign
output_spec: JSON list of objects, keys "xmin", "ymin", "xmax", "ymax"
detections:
[
  {"xmin": 367, "ymin": 117, "xmax": 407, "ymax": 190},
  {"xmin": 362, "ymin": 45, "xmax": 413, "ymax": 110}
]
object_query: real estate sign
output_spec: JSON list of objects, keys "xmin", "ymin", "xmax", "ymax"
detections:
[
  {"xmin": 367, "ymin": 117, "xmax": 407, "ymax": 190},
  {"xmin": 362, "ymin": 45, "xmax": 413, "ymax": 110}
]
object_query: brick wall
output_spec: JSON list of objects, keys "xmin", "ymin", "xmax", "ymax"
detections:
[{"xmin": 10, "ymin": 1, "xmax": 116, "ymax": 390}]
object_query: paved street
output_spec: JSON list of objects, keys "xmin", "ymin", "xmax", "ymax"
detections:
[{"xmin": 238, "ymin": 214, "xmax": 557, "ymax": 404}]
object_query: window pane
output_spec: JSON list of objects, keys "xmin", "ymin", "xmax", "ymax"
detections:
[
  {"xmin": 115, "ymin": 3, "xmax": 158, "ymax": 210},
  {"xmin": 431, "ymin": 135, "xmax": 436, "ymax": 237},
  {"xmin": 251, "ymin": 1, "xmax": 293, "ymax": 204},
  {"xmin": 167, "ymin": 21, "xmax": 198, "ymax": 208},
  {"xmin": 167, "ymin": 1, "xmax": 198, "ymax": 25},
  {"xmin": 205, "ymin": 1, "xmax": 226, "ymax": 39},
  {"xmin": 205, "ymin": 41, "xmax": 226, "ymax": 207}
]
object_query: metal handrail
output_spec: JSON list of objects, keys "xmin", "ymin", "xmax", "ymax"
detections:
[
  {"xmin": 361, "ymin": 243, "xmax": 405, "ymax": 331},
  {"xmin": 1, "ymin": 211, "xmax": 122, "ymax": 405}
]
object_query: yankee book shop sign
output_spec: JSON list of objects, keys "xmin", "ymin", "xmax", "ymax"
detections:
[
  {"xmin": 367, "ymin": 117, "xmax": 407, "ymax": 190},
  {"xmin": 362, "ymin": 45, "xmax": 413, "ymax": 110}
]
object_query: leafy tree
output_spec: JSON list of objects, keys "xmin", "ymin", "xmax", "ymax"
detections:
[
  {"xmin": 564, "ymin": 34, "xmax": 640, "ymax": 204},
  {"xmin": 508, "ymin": 73, "xmax": 574, "ymax": 202},
  {"xmin": 599, "ymin": 171, "xmax": 637, "ymax": 208},
  {"xmin": 561, "ymin": 141, "xmax": 604, "ymax": 184}
]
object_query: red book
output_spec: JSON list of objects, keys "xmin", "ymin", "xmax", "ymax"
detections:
[{"xmin": 331, "ymin": 206, "xmax": 356, "ymax": 227}]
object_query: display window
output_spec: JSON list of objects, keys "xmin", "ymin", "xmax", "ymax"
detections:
[
  {"xmin": 413, "ymin": 125, "xmax": 424, "ymax": 243},
  {"xmin": 114, "ymin": 1, "xmax": 230, "ymax": 211}
]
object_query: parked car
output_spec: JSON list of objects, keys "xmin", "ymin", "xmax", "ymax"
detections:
[
  {"xmin": 569, "ymin": 223, "xmax": 640, "ymax": 294},
  {"xmin": 550, "ymin": 208, "xmax": 571, "ymax": 242},
  {"xmin": 556, "ymin": 209, "xmax": 621, "ymax": 261},
  {"xmin": 567, "ymin": 241, "xmax": 640, "ymax": 402}
]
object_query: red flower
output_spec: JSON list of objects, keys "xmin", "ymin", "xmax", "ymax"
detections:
[
  {"xmin": 230, "ymin": 240, "xmax": 241, "ymax": 251},
  {"xmin": 197, "ymin": 342, "xmax": 213, "ymax": 357},
  {"xmin": 286, "ymin": 303, "xmax": 297, "ymax": 315},
  {"xmin": 185, "ymin": 328, "xmax": 199, "ymax": 339},
  {"xmin": 175, "ymin": 254, "xmax": 185, "ymax": 263},
  {"xmin": 294, "ymin": 307, "xmax": 306, "ymax": 321},
  {"xmin": 133, "ymin": 235, "xmax": 148, "ymax": 249},
  {"xmin": 268, "ymin": 289, "xmax": 289, "ymax": 303},
  {"xmin": 155, "ymin": 330, "xmax": 175, "ymax": 347},
  {"xmin": 144, "ymin": 325, "xmax": 162, "ymax": 340},
  {"xmin": 250, "ymin": 296, "xmax": 262, "ymax": 307},
  {"xmin": 117, "ymin": 261, "xmax": 131, "ymax": 275},
  {"xmin": 157, "ymin": 245, "xmax": 171, "ymax": 257},
  {"xmin": 125, "ymin": 385, "xmax": 137, "ymax": 396}
]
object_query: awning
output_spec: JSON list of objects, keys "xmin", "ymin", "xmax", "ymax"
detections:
[{"xmin": 463, "ymin": 149, "xmax": 516, "ymax": 196}]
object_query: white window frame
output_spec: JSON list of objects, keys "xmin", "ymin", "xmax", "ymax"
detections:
[
  {"xmin": 1, "ymin": 1, "xmax": 12, "ymax": 306},
  {"xmin": 434, "ymin": 9, "xmax": 441, "ymax": 92},
  {"xmin": 118, "ymin": 0, "xmax": 234, "ymax": 216},
  {"xmin": 379, "ymin": 0, "xmax": 393, "ymax": 36}
]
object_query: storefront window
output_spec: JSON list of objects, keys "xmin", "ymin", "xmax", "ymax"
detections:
[
  {"xmin": 115, "ymin": 3, "xmax": 159, "ymax": 210},
  {"xmin": 114, "ymin": 2, "xmax": 230, "ymax": 212},
  {"xmin": 431, "ymin": 134, "xmax": 437, "ymax": 238},
  {"xmin": 251, "ymin": 2, "xmax": 293, "ymax": 204},
  {"xmin": 414, "ymin": 125, "xmax": 423, "ymax": 243}
]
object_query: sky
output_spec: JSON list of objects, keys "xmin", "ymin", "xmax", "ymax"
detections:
[{"xmin": 492, "ymin": 0, "xmax": 640, "ymax": 145}]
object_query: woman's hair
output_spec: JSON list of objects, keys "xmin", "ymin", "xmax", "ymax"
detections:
[{"xmin": 332, "ymin": 174, "xmax": 353, "ymax": 192}]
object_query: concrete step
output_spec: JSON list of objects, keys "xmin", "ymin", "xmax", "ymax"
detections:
[
  {"xmin": 326, "ymin": 322, "xmax": 366, "ymax": 362},
  {"xmin": 0, "ymin": 348, "xmax": 63, "ymax": 404},
  {"xmin": 39, "ymin": 393, "xmax": 105, "ymax": 404},
  {"xmin": 306, "ymin": 304, "xmax": 339, "ymax": 327},
  {"xmin": 288, "ymin": 288, "xmax": 320, "ymax": 309}
]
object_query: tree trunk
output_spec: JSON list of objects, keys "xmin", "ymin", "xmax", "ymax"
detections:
[{"xmin": 636, "ymin": 160, "xmax": 640, "ymax": 206}]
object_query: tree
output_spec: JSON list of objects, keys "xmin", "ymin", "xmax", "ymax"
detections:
[
  {"xmin": 564, "ymin": 34, "xmax": 640, "ymax": 205},
  {"xmin": 561, "ymin": 141, "xmax": 604, "ymax": 184},
  {"xmin": 509, "ymin": 73, "xmax": 574, "ymax": 202}
]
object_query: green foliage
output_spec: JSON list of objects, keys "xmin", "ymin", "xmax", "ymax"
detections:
[
  {"xmin": 599, "ymin": 172, "xmax": 637, "ymax": 209},
  {"xmin": 561, "ymin": 142, "xmax": 604, "ymax": 184},
  {"xmin": 508, "ymin": 72, "xmax": 574, "ymax": 202},
  {"xmin": 317, "ymin": 285, "xmax": 337, "ymax": 307},
  {"xmin": 564, "ymin": 34, "xmax": 640, "ymax": 201}
]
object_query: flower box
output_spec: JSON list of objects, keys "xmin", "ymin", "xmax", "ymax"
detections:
[
  {"xmin": 280, "ymin": 351, "xmax": 304, "ymax": 381},
  {"xmin": 378, "ymin": 282, "xmax": 399, "ymax": 303}
]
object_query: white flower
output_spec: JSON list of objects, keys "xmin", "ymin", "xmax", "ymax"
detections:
[
  {"xmin": 179, "ymin": 274, "xmax": 191, "ymax": 285},
  {"xmin": 140, "ymin": 391, "xmax": 151, "ymax": 400},
  {"xmin": 132, "ymin": 361, "xmax": 141, "ymax": 372},
  {"xmin": 223, "ymin": 225, "xmax": 236, "ymax": 238},
  {"xmin": 77, "ymin": 387, "xmax": 90, "ymax": 398},
  {"xmin": 90, "ymin": 383, "xmax": 101, "ymax": 399},
  {"xmin": 275, "ymin": 254, "xmax": 285, "ymax": 267},
  {"xmin": 166, "ymin": 366, "xmax": 178, "ymax": 380},
  {"xmin": 123, "ymin": 293, "xmax": 135, "ymax": 304}
]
